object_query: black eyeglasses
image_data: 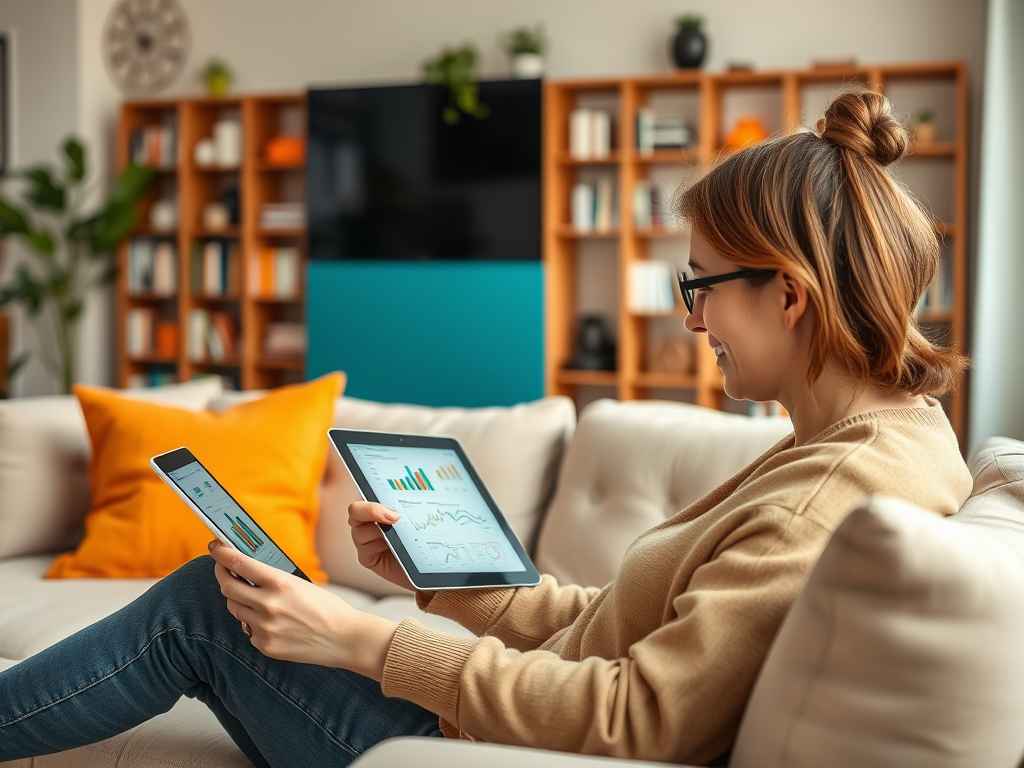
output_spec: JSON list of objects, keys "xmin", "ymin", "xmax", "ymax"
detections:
[{"xmin": 676, "ymin": 269, "xmax": 776, "ymax": 314}]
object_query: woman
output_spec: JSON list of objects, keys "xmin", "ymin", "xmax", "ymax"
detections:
[{"xmin": 0, "ymin": 89, "xmax": 971, "ymax": 767}]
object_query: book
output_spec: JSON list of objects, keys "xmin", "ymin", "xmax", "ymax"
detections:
[
  {"xmin": 594, "ymin": 175, "xmax": 616, "ymax": 232},
  {"xmin": 592, "ymin": 111, "xmax": 612, "ymax": 159},
  {"xmin": 569, "ymin": 108, "xmax": 594, "ymax": 160},
  {"xmin": 152, "ymin": 241, "xmax": 177, "ymax": 295},
  {"xmin": 571, "ymin": 183, "xmax": 594, "ymax": 232},
  {"xmin": 627, "ymin": 261, "xmax": 676, "ymax": 313}
]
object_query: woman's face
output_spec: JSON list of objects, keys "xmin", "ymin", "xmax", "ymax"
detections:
[{"xmin": 683, "ymin": 233, "xmax": 793, "ymax": 403}]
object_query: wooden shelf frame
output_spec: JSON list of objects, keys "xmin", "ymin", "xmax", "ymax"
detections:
[
  {"xmin": 116, "ymin": 93, "xmax": 308, "ymax": 391},
  {"xmin": 544, "ymin": 60, "xmax": 969, "ymax": 444}
]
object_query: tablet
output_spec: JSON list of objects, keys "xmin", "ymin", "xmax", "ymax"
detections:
[{"xmin": 328, "ymin": 429, "xmax": 542, "ymax": 590}]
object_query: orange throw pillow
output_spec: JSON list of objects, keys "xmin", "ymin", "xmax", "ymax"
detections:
[{"xmin": 46, "ymin": 373, "xmax": 344, "ymax": 581}]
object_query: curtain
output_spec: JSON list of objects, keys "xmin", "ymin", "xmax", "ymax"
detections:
[{"xmin": 968, "ymin": 0, "xmax": 1024, "ymax": 453}]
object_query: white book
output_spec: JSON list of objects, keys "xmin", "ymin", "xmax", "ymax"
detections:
[
  {"xmin": 206, "ymin": 323, "xmax": 225, "ymax": 362},
  {"xmin": 189, "ymin": 309, "xmax": 210, "ymax": 360},
  {"xmin": 571, "ymin": 183, "xmax": 594, "ymax": 232},
  {"xmin": 637, "ymin": 108, "xmax": 655, "ymax": 155},
  {"xmin": 592, "ymin": 111, "xmax": 611, "ymax": 159},
  {"xmin": 203, "ymin": 242, "xmax": 222, "ymax": 296},
  {"xmin": 633, "ymin": 180, "xmax": 653, "ymax": 229},
  {"xmin": 594, "ymin": 175, "xmax": 614, "ymax": 232},
  {"xmin": 153, "ymin": 242, "xmax": 176, "ymax": 295},
  {"xmin": 275, "ymin": 248, "xmax": 299, "ymax": 297},
  {"xmin": 569, "ymin": 109, "xmax": 594, "ymax": 160}
]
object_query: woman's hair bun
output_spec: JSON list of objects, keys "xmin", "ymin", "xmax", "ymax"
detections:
[{"xmin": 816, "ymin": 89, "xmax": 908, "ymax": 167}]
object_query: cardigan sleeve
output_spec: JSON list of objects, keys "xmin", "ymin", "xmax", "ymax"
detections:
[
  {"xmin": 416, "ymin": 575, "xmax": 606, "ymax": 652},
  {"xmin": 383, "ymin": 509, "xmax": 830, "ymax": 764}
]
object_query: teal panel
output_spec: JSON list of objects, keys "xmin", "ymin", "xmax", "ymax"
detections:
[{"xmin": 307, "ymin": 261, "xmax": 544, "ymax": 407}]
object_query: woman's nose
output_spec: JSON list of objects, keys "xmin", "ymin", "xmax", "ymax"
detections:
[{"xmin": 684, "ymin": 297, "xmax": 707, "ymax": 334}]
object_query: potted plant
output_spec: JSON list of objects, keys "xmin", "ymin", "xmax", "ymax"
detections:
[
  {"xmin": 502, "ymin": 24, "xmax": 547, "ymax": 79},
  {"xmin": 422, "ymin": 44, "xmax": 489, "ymax": 125},
  {"xmin": 671, "ymin": 15, "xmax": 708, "ymax": 69},
  {"xmin": 0, "ymin": 138, "xmax": 154, "ymax": 393},
  {"xmin": 914, "ymin": 109, "xmax": 937, "ymax": 144},
  {"xmin": 199, "ymin": 59, "xmax": 233, "ymax": 97}
]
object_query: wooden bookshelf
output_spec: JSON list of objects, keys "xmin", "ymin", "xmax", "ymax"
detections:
[
  {"xmin": 116, "ymin": 93, "xmax": 307, "ymax": 391},
  {"xmin": 545, "ymin": 61, "xmax": 970, "ymax": 445}
]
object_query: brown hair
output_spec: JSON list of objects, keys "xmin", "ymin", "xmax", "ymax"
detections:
[{"xmin": 677, "ymin": 87, "xmax": 966, "ymax": 396}]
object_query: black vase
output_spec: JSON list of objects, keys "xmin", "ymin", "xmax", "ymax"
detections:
[{"xmin": 671, "ymin": 26, "xmax": 707, "ymax": 69}]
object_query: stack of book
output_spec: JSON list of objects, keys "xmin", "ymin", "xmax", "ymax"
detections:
[
  {"xmin": 191, "ymin": 241, "xmax": 241, "ymax": 297},
  {"xmin": 571, "ymin": 176, "xmax": 618, "ymax": 233},
  {"xmin": 125, "ymin": 309, "xmax": 178, "ymax": 358},
  {"xmin": 188, "ymin": 309, "xmax": 238, "ymax": 362},
  {"xmin": 130, "ymin": 125, "xmax": 177, "ymax": 168},
  {"xmin": 636, "ymin": 109, "xmax": 696, "ymax": 154},
  {"xmin": 128, "ymin": 240, "xmax": 177, "ymax": 295},
  {"xmin": 259, "ymin": 202, "xmax": 305, "ymax": 229},
  {"xmin": 568, "ymin": 109, "xmax": 613, "ymax": 160},
  {"xmin": 627, "ymin": 261, "xmax": 677, "ymax": 314},
  {"xmin": 249, "ymin": 247, "xmax": 301, "ymax": 299},
  {"xmin": 262, "ymin": 322, "xmax": 306, "ymax": 358}
]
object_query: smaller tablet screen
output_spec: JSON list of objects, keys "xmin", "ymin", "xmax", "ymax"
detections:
[{"xmin": 347, "ymin": 443, "xmax": 528, "ymax": 575}]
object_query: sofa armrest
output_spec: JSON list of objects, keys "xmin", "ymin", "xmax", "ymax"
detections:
[{"xmin": 353, "ymin": 737, "xmax": 696, "ymax": 768}]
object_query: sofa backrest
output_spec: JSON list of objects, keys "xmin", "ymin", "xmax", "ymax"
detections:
[
  {"xmin": 731, "ymin": 436, "xmax": 1024, "ymax": 768},
  {"xmin": 534, "ymin": 399, "xmax": 793, "ymax": 588},
  {"xmin": 0, "ymin": 379, "xmax": 225, "ymax": 560},
  {"xmin": 210, "ymin": 393, "xmax": 577, "ymax": 597}
]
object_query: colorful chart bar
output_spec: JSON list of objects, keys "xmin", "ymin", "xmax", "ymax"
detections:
[
  {"xmin": 386, "ymin": 467, "xmax": 435, "ymax": 491},
  {"xmin": 435, "ymin": 463, "xmax": 463, "ymax": 481},
  {"xmin": 225, "ymin": 514, "xmax": 264, "ymax": 554}
]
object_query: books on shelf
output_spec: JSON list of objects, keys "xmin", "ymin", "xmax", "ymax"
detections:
[
  {"xmin": 249, "ymin": 247, "xmax": 301, "ymax": 299},
  {"xmin": 917, "ymin": 249, "xmax": 954, "ymax": 315},
  {"xmin": 571, "ymin": 175, "xmax": 618, "ymax": 233},
  {"xmin": 127, "ymin": 371, "xmax": 178, "ymax": 388},
  {"xmin": 125, "ymin": 310, "xmax": 178, "ymax": 357},
  {"xmin": 636, "ymin": 108, "xmax": 696, "ymax": 154},
  {"xmin": 190, "ymin": 241, "xmax": 241, "ymax": 297},
  {"xmin": 628, "ymin": 260, "xmax": 677, "ymax": 313},
  {"xmin": 130, "ymin": 124, "xmax": 177, "ymax": 168},
  {"xmin": 262, "ymin": 322, "xmax": 307, "ymax": 358},
  {"xmin": 632, "ymin": 180, "xmax": 675, "ymax": 229},
  {"xmin": 259, "ymin": 202, "xmax": 305, "ymax": 229},
  {"xmin": 569, "ymin": 109, "xmax": 613, "ymax": 160},
  {"xmin": 128, "ymin": 240, "xmax": 177, "ymax": 295},
  {"xmin": 188, "ymin": 309, "xmax": 238, "ymax": 362}
]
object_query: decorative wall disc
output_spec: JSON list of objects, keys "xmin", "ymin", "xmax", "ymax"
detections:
[{"xmin": 103, "ymin": 0, "xmax": 190, "ymax": 95}]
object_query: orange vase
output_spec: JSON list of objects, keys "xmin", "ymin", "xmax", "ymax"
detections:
[{"xmin": 726, "ymin": 117, "xmax": 769, "ymax": 150}]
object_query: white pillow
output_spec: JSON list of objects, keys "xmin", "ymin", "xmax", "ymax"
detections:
[
  {"xmin": 534, "ymin": 399, "xmax": 792, "ymax": 589},
  {"xmin": 0, "ymin": 378, "xmax": 224, "ymax": 560},
  {"xmin": 211, "ymin": 393, "xmax": 577, "ymax": 597},
  {"xmin": 731, "ymin": 439, "xmax": 1024, "ymax": 768}
]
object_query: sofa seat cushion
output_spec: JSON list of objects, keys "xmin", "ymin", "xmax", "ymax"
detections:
[
  {"xmin": 731, "ymin": 437, "xmax": 1024, "ymax": 768},
  {"xmin": 535, "ymin": 399, "xmax": 792, "ymax": 588}
]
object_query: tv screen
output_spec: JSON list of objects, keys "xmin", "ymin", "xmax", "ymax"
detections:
[{"xmin": 307, "ymin": 79, "xmax": 542, "ymax": 261}]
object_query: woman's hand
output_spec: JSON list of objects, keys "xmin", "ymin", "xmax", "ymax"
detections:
[
  {"xmin": 347, "ymin": 501, "xmax": 416, "ymax": 592},
  {"xmin": 208, "ymin": 541, "xmax": 398, "ymax": 681}
]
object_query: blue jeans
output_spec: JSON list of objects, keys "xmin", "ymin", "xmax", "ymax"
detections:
[{"xmin": 0, "ymin": 557, "xmax": 443, "ymax": 767}]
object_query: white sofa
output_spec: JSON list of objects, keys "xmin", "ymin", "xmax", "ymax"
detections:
[{"xmin": 1, "ymin": 380, "xmax": 1023, "ymax": 768}]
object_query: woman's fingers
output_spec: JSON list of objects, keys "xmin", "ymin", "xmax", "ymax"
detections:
[{"xmin": 348, "ymin": 500, "xmax": 400, "ymax": 527}]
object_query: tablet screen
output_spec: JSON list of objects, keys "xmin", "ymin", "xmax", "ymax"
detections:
[{"xmin": 347, "ymin": 443, "xmax": 528, "ymax": 575}]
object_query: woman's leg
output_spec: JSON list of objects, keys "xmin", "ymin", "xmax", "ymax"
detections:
[{"xmin": 0, "ymin": 557, "xmax": 442, "ymax": 768}]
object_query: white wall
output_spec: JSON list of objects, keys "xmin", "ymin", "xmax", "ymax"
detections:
[
  {"xmin": 6, "ymin": 0, "xmax": 989, "ymax": 393},
  {"xmin": 0, "ymin": 0, "xmax": 78, "ymax": 395}
]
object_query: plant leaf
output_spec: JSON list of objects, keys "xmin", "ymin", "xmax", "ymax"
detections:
[
  {"xmin": 23, "ymin": 167, "xmax": 66, "ymax": 211},
  {"xmin": 63, "ymin": 299, "xmax": 84, "ymax": 322},
  {"xmin": 26, "ymin": 229, "xmax": 55, "ymax": 256},
  {"xmin": 6, "ymin": 350, "xmax": 31, "ymax": 380},
  {"xmin": 92, "ymin": 263, "xmax": 119, "ymax": 286},
  {"xmin": 0, "ymin": 198, "xmax": 31, "ymax": 235},
  {"xmin": 107, "ymin": 164, "xmax": 155, "ymax": 206},
  {"xmin": 6, "ymin": 265, "xmax": 45, "ymax": 314},
  {"xmin": 90, "ymin": 204, "xmax": 140, "ymax": 252},
  {"xmin": 63, "ymin": 138, "xmax": 87, "ymax": 183}
]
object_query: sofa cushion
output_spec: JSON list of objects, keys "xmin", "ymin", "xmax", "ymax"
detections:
[
  {"xmin": 730, "ymin": 437, "xmax": 1024, "ymax": 768},
  {"xmin": 210, "ymin": 394, "xmax": 577, "ymax": 598},
  {"xmin": 46, "ymin": 374, "xmax": 343, "ymax": 581},
  {"xmin": 0, "ymin": 378, "xmax": 224, "ymax": 561},
  {"xmin": 534, "ymin": 399, "xmax": 792, "ymax": 588}
]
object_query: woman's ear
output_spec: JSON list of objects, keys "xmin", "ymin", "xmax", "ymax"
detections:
[{"xmin": 779, "ymin": 272, "xmax": 810, "ymax": 330}]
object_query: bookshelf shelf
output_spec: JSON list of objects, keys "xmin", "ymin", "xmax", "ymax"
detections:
[
  {"xmin": 545, "ymin": 60, "xmax": 970, "ymax": 445},
  {"xmin": 117, "ymin": 93, "xmax": 308, "ymax": 391}
]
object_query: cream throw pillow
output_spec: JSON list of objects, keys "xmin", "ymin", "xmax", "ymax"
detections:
[
  {"xmin": 0, "ymin": 378, "xmax": 223, "ymax": 560},
  {"xmin": 731, "ymin": 436, "xmax": 1024, "ymax": 768}
]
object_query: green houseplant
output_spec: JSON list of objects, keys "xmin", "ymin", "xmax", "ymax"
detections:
[
  {"xmin": 0, "ymin": 137, "xmax": 154, "ymax": 393},
  {"xmin": 501, "ymin": 24, "xmax": 548, "ymax": 78},
  {"xmin": 422, "ymin": 44, "xmax": 489, "ymax": 125},
  {"xmin": 199, "ymin": 59, "xmax": 233, "ymax": 97}
]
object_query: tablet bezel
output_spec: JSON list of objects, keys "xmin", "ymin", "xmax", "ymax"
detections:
[{"xmin": 328, "ymin": 428, "xmax": 542, "ymax": 590}]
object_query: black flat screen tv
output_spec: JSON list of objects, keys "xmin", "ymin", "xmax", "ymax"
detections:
[{"xmin": 307, "ymin": 78, "xmax": 542, "ymax": 261}]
